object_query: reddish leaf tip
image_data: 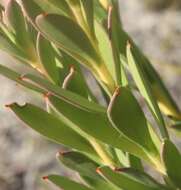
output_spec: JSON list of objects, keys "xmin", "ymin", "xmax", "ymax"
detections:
[
  {"xmin": 43, "ymin": 92, "xmax": 52, "ymax": 99},
  {"xmin": 42, "ymin": 176, "xmax": 49, "ymax": 180},
  {"xmin": 127, "ymin": 40, "xmax": 132, "ymax": 49},
  {"xmin": 59, "ymin": 151, "xmax": 66, "ymax": 155},
  {"xmin": 96, "ymin": 167, "xmax": 102, "ymax": 174},
  {"xmin": 56, "ymin": 151, "xmax": 63, "ymax": 157},
  {"xmin": 5, "ymin": 103, "xmax": 15, "ymax": 108},
  {"xmin": 18, "ymin": 74, "xmax": 26, "ymax": 80},
  {"xmin": 56, "ymin": 150, "xmax": 69, "ymax": 158},
  {"xmin": 42, "ymin": 12, "xmax": 48, "ymax": 17}
]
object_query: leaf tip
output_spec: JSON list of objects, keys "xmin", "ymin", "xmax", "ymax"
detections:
[
  {"xmin": 56, "ymin": 150, "xmax": 69, "ymax": 158},
  {"xmin": 96, "ymin": 167, "xmax": 102, "ymax": 174},
  {"xmin": 18, "ymin": 74, "xmax": 27, "ymax": 81},
  {"xmin": 43, "ymin": 92, "xmax": 52, "ymax": 100},
  {"xmin": 42, "ymin": 176, "xmax": 49, "ymax": 181},
  {"xmin": 127, "ymin": 40, "xmax": 132, "ymax": 49},
  {"xmin": 41, "ymin": 12, "xmax": 49, "ymax": 17},
  {"xmin": 56, "ymin": 151, "xmax": 63, "ymax": 158},
  {"xmin": 5, "ymin": 103, "xmax": 15, "ymax": 108},
  {"xmin": 35, "ymin": 13, "xmax": 48, "ymax": 23}
]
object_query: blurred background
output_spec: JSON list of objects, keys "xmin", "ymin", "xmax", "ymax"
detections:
[{"xmin": 0, "ymin": 0, "xmax": 181, "ymax": 189}]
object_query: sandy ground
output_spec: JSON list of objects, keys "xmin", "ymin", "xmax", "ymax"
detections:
[{"xmin": 0, "ymin": 0, "xmax": 180, "ymax": 189}]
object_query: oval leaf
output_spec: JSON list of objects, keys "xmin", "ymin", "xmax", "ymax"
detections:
[
  {"xmin": 48, "ymin": 94, "xmax": 157, "ymax": 165},
  {"xmin": 9, "ymin": 103, "xmax": 97, "ymax": 158},
  {"xmin": 107, "ymin": 87, "xmax": 159, "ymax": 160}
]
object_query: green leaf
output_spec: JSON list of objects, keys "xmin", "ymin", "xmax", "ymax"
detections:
[
  {"xmin": 57, "ymin": 151, "xmax": 100, "ymax": 179},
  {"xmin": 35, "ymin": 0, "xmax": 73, "ymax": 17},
  {"xmin": 98, "ymin": 0, "xmax": 109, "ymax": 10},
  {"xmin": 37, "ymin": 0, "xmax": 94, "ymax": 36},
  {"xmin": 57, "ymin": 151, "xmax": 120, "ymax": 190},
  {"xmin": 0, "ymin": 64, "xmax": 99, "ymax": 112},
  {"xmin": 22, "ymin": 0, "xmax": 73, "ymax": 23},
  {"xmin": 0, "ymin": 64, "xmax": 44, "ymax": 94},
  {"xmin": 94, "ymin": 21, "xmax": 115, "ymax": 80},
  {"xmin": 6, "ymin": 0, "xmax": 25, "ymax": 33},
  {"xmin": 21, "ymin": 0, "xmax": 42, "ymax": 21},
  {"xmin": 84, "ymin": 176, "xmax": 122, "ymax": 190},
  {"xmin": 79, "ymin": 0, "xmax": 94, "ymax": 36},
  {"xmin": 64, "ymin": 1, "xmax": 86, "ymax": 29},
  {"xmin": 162, "ymin": 139, "xmax": 181, "ymax": 188},
  {"xmin": 35, "ymin": 13, "xmax": 116, "ymax": 92},
  {"xmin": 126, "ymin": 43, "xmax": 169, "ymax": 139},
  {"xmin": 108, "ymin": 2, "xmax": 122, "ymax": 85},
  {"xmin": 149, "ymin": 67, "xmax": 181, "ymax": 120},
  {"xmin": 107, "ymin": 87, "xmax": 160, "ymax": 161},
  {"xmin": 9, "ymin": 103, "xmax": 97, "ymax": 158},
  {"xmin": 0, "ymin": 63, "xmax": 94, "ymax": 119},
  {"xmin": 46, "ymin": 175, "xmax": 93, "ymax": 190},
  {"xmin": 23, "ymin": 74, "xmax": 105, "ymax": 113},
  {"xmin": 94, "ymin": 3, "xmax": 127, "ymax": 86},
  {"xmin": 37, "ymin": 33, "xmax": 60, "ymax": 84},
  {"xmin": 0, "ymin": 20, "xmax": 16, "ymax": 43},
  {"xmin": 5, "ymin": 0, "xmax": 33, "ymax": 51},
  {"xmin": 93, "ymin": 0, "xmax": 107, "ymax": 22},
  {"xmin": 147, "ymin": 123, "xmax": 162, "ymax": 153},
  {"xmin": 98, "ymin": 166, "xmax": 169, "ymax": 190},
  {"xmin": 115, "ymin": 149, "xmax": 130, "ymax": 167},
  {"xmin": 0, "ymin": 33, "xmax": 29, "ymax": 62},
  {"xmin": 36, "ymin": 14, "xmax": 100, "ymax": 67},
  {"xmin": 134, "ymin": 52, "xmax": 181, "ymax": 120},
  {"xmin": 115, "ymin": 23, "xmax": 180, "ymax": 120},
  {"xmin": 47, "ymin": 94, "xmax": 158, "ymax": 166},
  {"xmin": 127, "ymin": 154, "xmax": 144, "ymax": 171}
]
